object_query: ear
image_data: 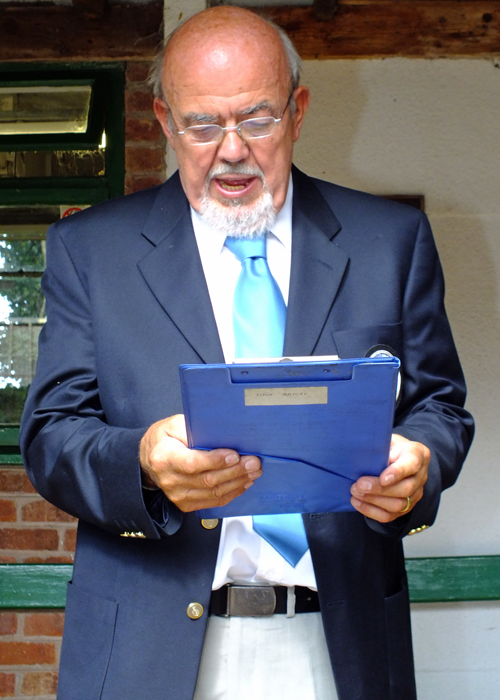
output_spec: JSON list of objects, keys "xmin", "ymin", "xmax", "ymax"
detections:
[
  {"xmin": 154, "ymin": 97, "xmax": 176, "ymax": 150},
  {"xmin": 290, "ymin": 86, "xmax": 310, "ymax": 143}
]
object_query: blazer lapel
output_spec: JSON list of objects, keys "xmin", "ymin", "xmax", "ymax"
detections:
[
  {"xmin": 136, "ymin": 169, "xmax": 348, "ymax": 362},
  {"xmin": 284, "ymin": 168, "xmax": 349, "ymax": 356},
  {"xmin": 138, "ymin": 175, "xmax": 224, "ymax": 364}
]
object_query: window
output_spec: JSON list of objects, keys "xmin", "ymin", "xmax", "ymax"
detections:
[
  {"xmin": 0, "ymin": 84, "xmax": 93, "ymax": 135},
  {"xmin": 0, "ymin": 63, "xmax": 124, "ymax": 460}
]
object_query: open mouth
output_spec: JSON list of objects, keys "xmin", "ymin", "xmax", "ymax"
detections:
[{"xmin": 213, "ymin": 176, "xmax": 259, "ymax": 197}]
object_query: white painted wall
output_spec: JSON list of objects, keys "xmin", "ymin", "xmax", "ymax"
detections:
[
  {"xmin": 296, "ymin": 58, "xmax": 500, "ymax": 559},
  {"xmin": 295, "ymin": 57, "xmax": 500, "ymax": 699}
]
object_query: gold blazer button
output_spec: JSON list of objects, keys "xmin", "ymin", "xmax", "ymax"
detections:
[
  {"xmin": 201, "ymin": 519, "xmax": 219, "ymax": 530},
  {"xmin": 407, "ymin": 524, "xmax": 430, "ymax": 536},
  {"xmin": 120, "ymin": 531, "xmax": 146, "ymax": 538},
  {"xmin": 187, "ymin": 602, "xmax": 204, "ymax": 620}
]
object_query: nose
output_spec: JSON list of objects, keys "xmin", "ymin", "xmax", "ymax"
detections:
[{"xmin": 216, "ymin": 126, "xmax": 249, "ymax": 162}]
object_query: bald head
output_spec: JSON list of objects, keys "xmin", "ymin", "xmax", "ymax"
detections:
[{"xmin": 150, "ymin": 7, "xmax": 301, "ymax": 102}]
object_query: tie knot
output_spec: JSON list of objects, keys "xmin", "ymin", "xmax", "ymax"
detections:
[{"xmin": 225, "ymin": 236, "xmax": 267, "ymax": 262}]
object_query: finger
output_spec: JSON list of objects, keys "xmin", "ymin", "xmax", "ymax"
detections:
[
  {"xmin": 147, "ymin": 428, "xmax": 257, "ymax": 477},
  {"xmin": 161, "ymin": 414, "xmax": 189, "ymax": 446},
  {"xmin": 351, "ymin": 487, "xmax": 423, "ymax": 523},
  {"xmin": 379, "ymin": 442, "xmax": 430, "ymax": 487},
  {"xmin": 168, "ymin": 472, "xmax": 261, "ymax": 513},
  {"xmin": 351, "ymin": 496, "xmax": 404, "ymax": 523},
  {"xmin": 352, "ymin": 486, "xmax": 424, "ymax": 515},
  {"xmin": 174, "ymin": 448, "xmax": 262, "ymax": 483},
  {"xmin": 154, "ymin": 446, "xmax": 262, "ymax": 497},
  {"xmin": 352, "ymin": 471, "xmax": 426, "ymax": 500}
]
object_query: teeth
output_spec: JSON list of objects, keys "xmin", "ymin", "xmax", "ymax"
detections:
[{"xmin": 219, "ymin": 180, "xmax": 247, "ymax": 191}]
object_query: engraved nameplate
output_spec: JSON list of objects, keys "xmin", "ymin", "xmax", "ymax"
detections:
[{"xmin": 244, "ymin": 386, "xmax": 328, "ymax": 406}]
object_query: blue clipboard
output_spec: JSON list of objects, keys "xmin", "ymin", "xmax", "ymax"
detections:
[{"xmin": 179, "ymin": 357, "xmax": 400, "ymax": 518}]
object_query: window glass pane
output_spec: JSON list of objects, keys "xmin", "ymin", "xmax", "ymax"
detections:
[
  {"xmin": 0, "ymin": 206, "xmax": 56, "ymax": 423},
  {"xmin": 0, "ymin": 149, "xmax": 105, "ymax": 178},
  {"xmin": 0, "ymin": 85, "xmax": 92, "ymax": 135}
]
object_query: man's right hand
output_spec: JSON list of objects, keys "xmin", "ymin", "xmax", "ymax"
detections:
[{"xmin": 139, "ymin": 414, "xmax": 262, "ymax": 512}]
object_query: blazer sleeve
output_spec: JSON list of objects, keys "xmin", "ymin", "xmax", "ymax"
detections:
[
  {"xmin": 20, "ymin": 223, "xmax": 183, "ymax": 538},
  {"xmin": 368, "ymin": 211, "xmax": 474, "ymax": 538}
]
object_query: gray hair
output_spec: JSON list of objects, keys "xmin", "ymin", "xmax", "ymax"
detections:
[{"xmin": 148, "ymin": 16, "xmax": 302, "ymax": 103}]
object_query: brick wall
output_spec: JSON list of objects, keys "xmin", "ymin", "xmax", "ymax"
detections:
[
  {"xmin": 0, "ymin": 60, "xmax": 167, "ymax": 699},
  {"xmin": 0, "ymin": 469, "xmax": 76, "ymax": 565},
  {"xmin": 0, "ymin": 470, "xmax": 73, "ymax": 699},
  {"xmin": 125, "ymin": 61, "xmax": 166, "ymax": 194},
  {"xmin": 0, "ymin": 611, "xmax": 62, "ymax": 699}
]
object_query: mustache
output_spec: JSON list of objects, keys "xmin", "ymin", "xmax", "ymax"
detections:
[{"xmin": 207, "ymin": 164, "xmax": 265, "ymax": 182}]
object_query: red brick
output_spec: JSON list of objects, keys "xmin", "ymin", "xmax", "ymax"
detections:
[
  {"xmin": 21, "ymin": 671, "xmax": 58, "ymax": 696},
  {"xmin": 126, "ymin": 61, "xmax": 151, "ymax": 83},
  {"xmin": 25, "ymin": 613, "xmax": 65, "ymax": 638},
  {"xmin": 0, "ymin": 557, "xmax": 15, "ymax": 564},
  {"xmin": 23, "ymin": 555, "xmax": 74, "ymax": 564},
  {"xmin": 0, "ymin": 501, "xmax": 16, "ymax": 522},
  {"xmin": 0, "ymin": 642, "xmax": 56, "ymax": 665},
  {"xmin": 125, "ymin": 90, "xmax": 155, "ymax": 114},
  {"xmin": 0, "ymin": 672, "xmax": 15, "ymax": 697},
  {"xmin": 0, "ymin": 471, "xmax": 36, "ymax": 494},
  {"xmin": 125, "ymin": 175, "xmax": 164, "ymax": 194},
  {"xmin": 0, "ymin": 614, "xmax": 17, "ymax": 636},
  {"xmin": 125, "ymin": 117, "xmax": 163, "ymax": 143},
  {"xmin": 63, "ymin": 529, "xmax": 77, "ymax": 552},
  {"xmin": 21, "ymin": 501, "xmax": 76, "ymax": 523},
  {"xmin": 0, "ymin": 529, "xmax": 59, "ymax": 551},
  {"xmin": 125, "ymin": 146, "xmax": 164, "ymax": 173}
]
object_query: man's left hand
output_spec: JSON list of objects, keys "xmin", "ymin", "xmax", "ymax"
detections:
[{"xmin": 350, "ymin": 434, "xmax": 430, "ymax": 523}]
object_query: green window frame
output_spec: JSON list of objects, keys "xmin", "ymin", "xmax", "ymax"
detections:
[{"xmin": 0, "ymin": 62, "xmax": 125, "ymax": 461}]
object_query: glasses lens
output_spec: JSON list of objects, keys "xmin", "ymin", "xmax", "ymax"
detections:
[
  {"xmin": 185, "ymin": 124, "xmax": 223, "ymax": 144},
  {"xmin": 239, "ymin": 117, "xmax": 276, "ymax": 140}
]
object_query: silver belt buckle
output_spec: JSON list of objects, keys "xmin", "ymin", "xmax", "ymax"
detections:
[{"xmin": 226, "ymin": 584, "xmax": 276, "ymax": 616}]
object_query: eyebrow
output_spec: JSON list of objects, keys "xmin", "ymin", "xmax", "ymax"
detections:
[
  {"xmin": 183, "ymin": 100, "xmax": 275, "ymax": 125},
  {"xmin": 240, "ymin": 100, "xmax": 274, "ymax": 116},
  {"xmin": 183, "ymin": 112, "xmax": 218, "ymax": 125}
]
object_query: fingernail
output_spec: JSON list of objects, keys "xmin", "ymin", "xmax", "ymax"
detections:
[
  {"xmin": 244, "ymin": 481, "xmax": 255, "ymax": 490},
  {"xmin": 244, "ymin": 458, "xmax": 259, "ymax": 472},
  {"xmin": 225, "ymin": 453, "xmax": 239, "ymax": 466},
  {"xmin": 351, "ymin": 498, "xmax": 362, "ymax": 508},
  {"xmin": 384, "ymin": 473, "xmax": 395, "ymax": 485},
  {"xmin": 247, "ymin": 470, "xmax": 261, "ymax": 480},
  {"xmin": 360, "ymin": 480, "xmax": 372, "ymax": 492}
]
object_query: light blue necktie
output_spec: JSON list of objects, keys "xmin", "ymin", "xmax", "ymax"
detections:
[{"xmin": 225, "ymin": 235, "xmax": 309, "ymax": 567}]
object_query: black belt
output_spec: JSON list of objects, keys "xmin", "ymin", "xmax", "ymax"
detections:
[{"xmin": 210, "ymin": 584, "xmax": 320, "ymax": 617}]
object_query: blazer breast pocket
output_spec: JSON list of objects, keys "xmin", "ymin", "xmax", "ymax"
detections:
[{"xmin": 332, "ymin": 322, "xmax": 403, "ymax": 361}]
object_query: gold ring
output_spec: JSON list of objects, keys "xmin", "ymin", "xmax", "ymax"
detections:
[{"xmin": 400, "ymin": 496, "xmax": 411, "ymax": 514}]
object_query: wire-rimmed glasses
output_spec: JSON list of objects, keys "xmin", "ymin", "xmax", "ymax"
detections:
[{"xmin": 175, "ymin": 92, "xmax": 294, "ymax": 146}]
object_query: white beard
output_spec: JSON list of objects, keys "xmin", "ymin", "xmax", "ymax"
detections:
[{"xmin": 198, "ymin": 165, "xmax": 277, "ymax": 238}]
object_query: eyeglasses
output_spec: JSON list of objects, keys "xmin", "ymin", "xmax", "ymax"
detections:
[{"xmin": 175, "ymin": 92, "xmax": 293, "ymax": 146}]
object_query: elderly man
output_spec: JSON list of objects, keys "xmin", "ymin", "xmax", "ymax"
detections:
[{"xmin": 20, "ymin": 7, "xmax": 473, "ymax": 700}]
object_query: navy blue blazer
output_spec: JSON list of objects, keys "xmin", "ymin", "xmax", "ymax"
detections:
[{"xmin": 20, "ymin": 168, "xmax": 473, "ymax": 700}]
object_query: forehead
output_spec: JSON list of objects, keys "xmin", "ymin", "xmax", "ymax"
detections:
[{"xmin": 163, "ymin": 26, "xmax": 289, "ymax": 111}]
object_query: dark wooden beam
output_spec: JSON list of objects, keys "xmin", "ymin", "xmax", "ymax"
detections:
[
  {"xmin": 266, "ymin": 0, "xmax": 500, "ymax": 58},
  {"xmin": 313, "ymin": 0, "xmax": 339, "ymax": 22},
  {"xmin": 0, "ymin": 2, "xmax": 163, "ymax": 62},
  {"xmin": 0, "ymin": 1, "xmax": 499, "ymax": 62},
  {"xmin": 72, "ymin": 0, "xmax": 108, "ymax": 19}
]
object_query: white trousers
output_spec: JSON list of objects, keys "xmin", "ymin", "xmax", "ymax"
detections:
[{"xmin": 193, "ymin": 612, "xmax": 339, "ymax": 700}]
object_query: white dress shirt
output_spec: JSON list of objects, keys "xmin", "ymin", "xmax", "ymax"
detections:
[{"xmin": 190, "ymin": 178, "xmax": 317, "ymax": 591}]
